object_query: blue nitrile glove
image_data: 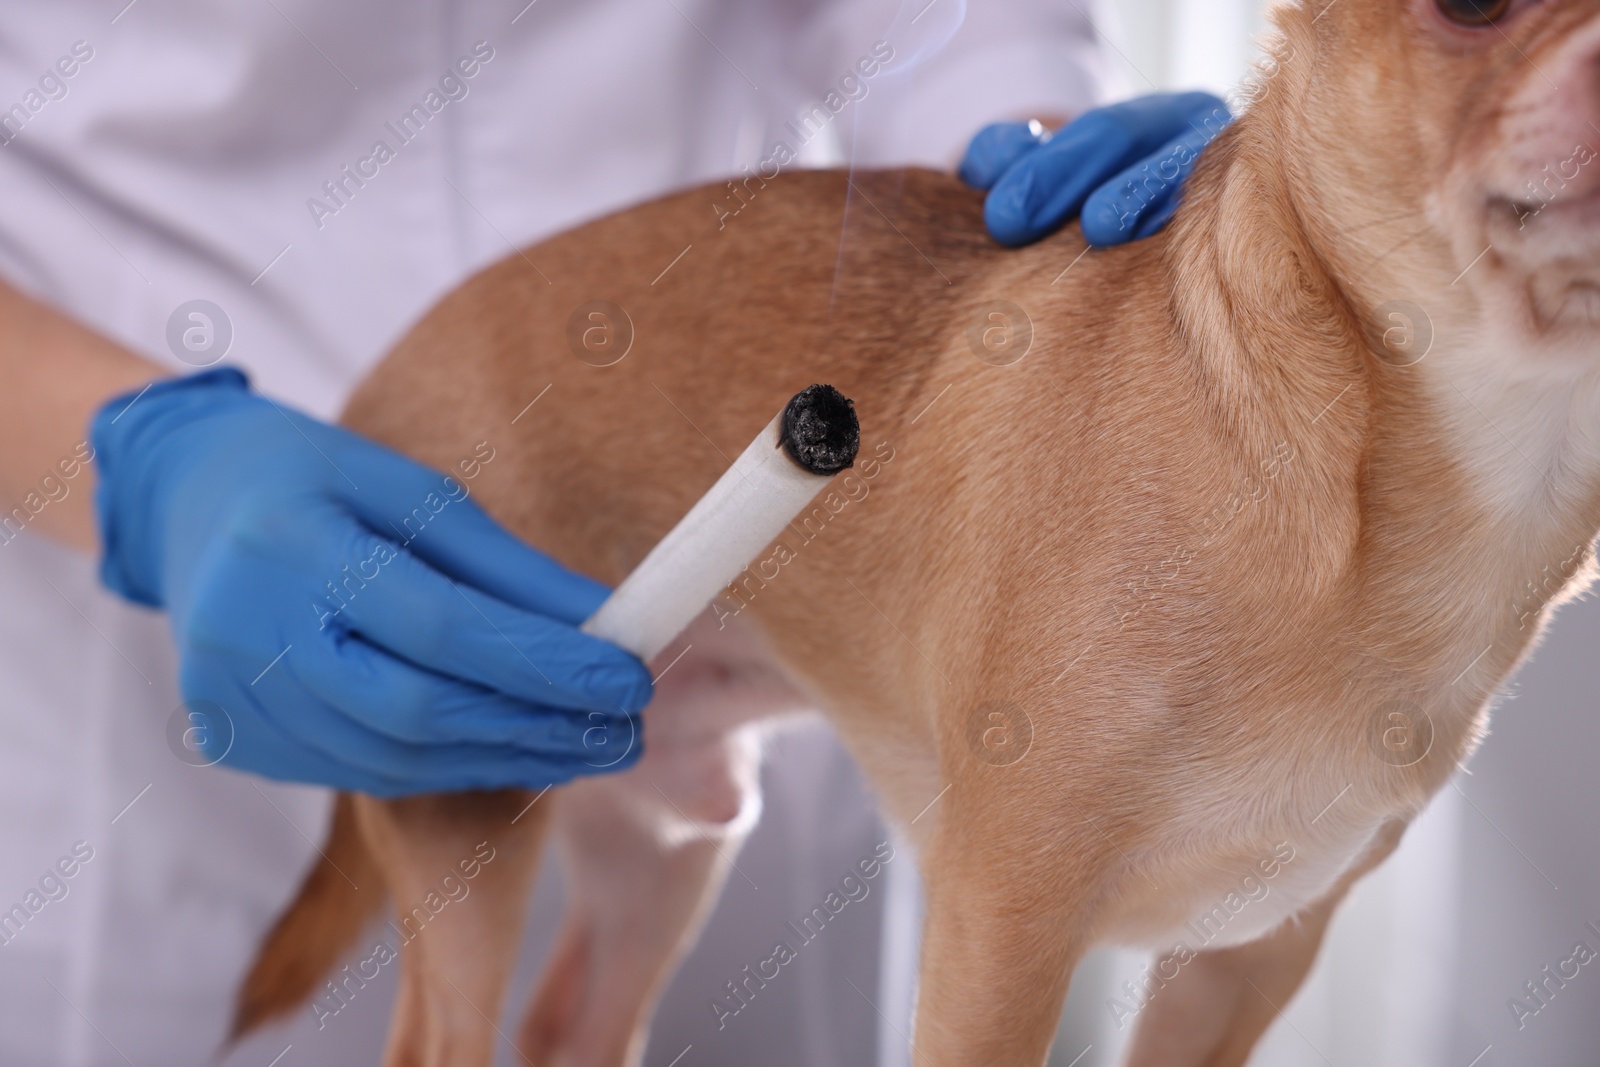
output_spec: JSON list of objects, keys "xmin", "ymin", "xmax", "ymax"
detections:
[
  {"xmin": 92, "ymin": 368, "xmax": 651, "ymax": 796},
  {"xmin": 961, "ymin": 91, "xmax": 1232, "ymax": 248}
]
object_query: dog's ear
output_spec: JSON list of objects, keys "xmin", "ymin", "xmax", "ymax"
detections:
[{"xmin": 225, "ymin": 793, "xmax": 386, "ymax": 1046}]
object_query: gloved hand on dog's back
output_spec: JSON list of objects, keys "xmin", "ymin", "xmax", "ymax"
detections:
[
  {"xmin": 92, "ymin": 368, "xmax": 651, "ymax": 796},
  {"xmin": 964, "ymin": 91, "xmax": 1233, "ymax": 247}
]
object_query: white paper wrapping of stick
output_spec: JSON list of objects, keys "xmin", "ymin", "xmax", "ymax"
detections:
[{"xmin": 582, "ymin": 387, "xmax": 855, "ymax": 662}]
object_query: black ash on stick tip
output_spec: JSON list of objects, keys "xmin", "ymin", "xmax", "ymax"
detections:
[{"xmin": 779, "ymin": 384, "xmax": 859, "ymax": 475}]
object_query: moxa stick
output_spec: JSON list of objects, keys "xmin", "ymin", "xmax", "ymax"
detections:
[{"xmin": 582, "ymin": 384, "xmax": 859, "ymax": 661}]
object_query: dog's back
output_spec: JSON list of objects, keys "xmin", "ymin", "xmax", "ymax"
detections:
[{"xmin": 343, "ymin": 162, "xmax": 1340, "ymax": 779}]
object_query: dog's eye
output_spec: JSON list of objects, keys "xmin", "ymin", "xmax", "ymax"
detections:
[{"xmin": 1435, "ymin": 0, "xmax": 1511, "ymax": 25}]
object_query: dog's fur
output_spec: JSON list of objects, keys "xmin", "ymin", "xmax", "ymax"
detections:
[{"xmin": 232, "ymin": 0, "xmax": 1600, "ymax": 1063}]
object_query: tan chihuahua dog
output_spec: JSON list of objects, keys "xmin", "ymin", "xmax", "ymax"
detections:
[{"xmin": 231, "ymin": 0, "xmax": 1600, "ymax": 1063}]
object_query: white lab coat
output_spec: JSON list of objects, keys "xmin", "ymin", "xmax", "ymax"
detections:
[{"xmin": 0, "ymin": 2, "xmax": 1106, "ymax": 1063}]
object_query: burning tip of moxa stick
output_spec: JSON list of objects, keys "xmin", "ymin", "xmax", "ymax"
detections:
[
  {"xmin": 779, "ymin": 383, "xmax": 859, "ymax": 475},
  {"xmin": 581, "ymin": 384, "xmax": 860, "ymax": 663}
]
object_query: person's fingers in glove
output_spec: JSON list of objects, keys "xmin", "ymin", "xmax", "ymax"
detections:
[
  {"xmin": 295, "ymin": 630, "xmax": 636, "ymax": 754},
  {"xmin": 228, "ymin": 500, "xmax": 649, "ymax": 714},
  {"xmin": 92, "ymin": 367, "xmax": 653, "ymax": 796},
  {"xmin": 180, "ymin": 548, "xmax": 637, "ymax": 756},
  {"xmin": 260, "ymin": 639, "xmax": 639, "ymax": 784},
  {"xmin": 962, "ymin": 91, "xmax": 1232, "ymax": 248},
  {"xmin": 959, "ymin": 119, "xmax": 1049, "ymax": 190},
  {"xmin": 1079, "ymin": 119, "xmax": 1225, "ymax": 246},
  {"xmin": 181, "ymin": 647, "xmax": 639, "ymax": 796},
  {"xmin": 332, "ymin": 435, "xmax": 613, "ymax": 625}
]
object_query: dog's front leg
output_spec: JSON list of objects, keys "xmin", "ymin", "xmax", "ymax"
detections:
[
  {"xmin": 354, "ymin": 790, "xmax": 552, "ymax": 1067},
  {"xmin": 1120, "ymin": 820, "xmax": 1406, "ymax": 1067},
  {"xmin": 908, "ymin": 771, "xmax": 1105, "ymax": 1067},
  {"xmin": 1118, "ymin": 905, "xmax": 1334, "ymax": 1067}
]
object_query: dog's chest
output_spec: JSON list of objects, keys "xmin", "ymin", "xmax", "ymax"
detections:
[
  {"xmin": 1116, "ymin": 671, "xmax": 1501, "ymax": 954},
  {"xmin": 1140, "ymin": 824, "xmax": 1386, "ymax": 953}
]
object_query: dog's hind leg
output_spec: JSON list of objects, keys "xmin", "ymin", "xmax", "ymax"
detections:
[
  {"xmin": 1120, "ymin": 820, "xmax": 1406, "ymax": 1067},
  {"xmin": 517, "ymin": 725, "xmax": 764, "ymax": 1067},
  {"xmin": 517, "ymin": 616, "xmax": 795, "ymax": 1067},
  {"xmin": 353, "ymin": 790, "xmax": 552, "ymax": 1067}
]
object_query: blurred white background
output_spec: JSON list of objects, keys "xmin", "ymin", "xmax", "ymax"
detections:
[{"xmin": 1107, "ymin": 0, "xmax": 1271, "ymax": 100}]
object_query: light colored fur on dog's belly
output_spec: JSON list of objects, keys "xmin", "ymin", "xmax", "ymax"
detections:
[
  {"xmin": 1131, "ymin": 827, "xmax": 1383, "ymax": 952},
  {"xmin": 694, "ymin": 608, "xmax": 1392, "ymax": 958}
]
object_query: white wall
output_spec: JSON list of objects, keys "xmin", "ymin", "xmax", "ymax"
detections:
[{"xmin": 1107, "ymin": 0, "xmax": 1273, "ymax": 98}]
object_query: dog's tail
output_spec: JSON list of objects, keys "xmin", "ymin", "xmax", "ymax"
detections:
[{"xmin": 228, "ymin": 792, "xmax": 386, "ymax": 1042}]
